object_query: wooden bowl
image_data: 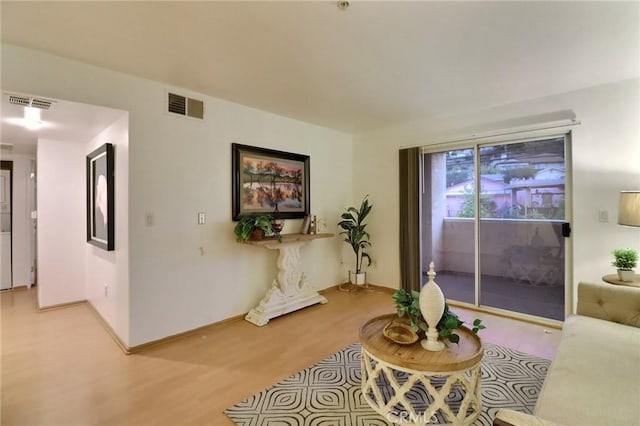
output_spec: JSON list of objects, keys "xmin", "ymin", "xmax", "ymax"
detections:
[{"xmin": 382, "ymin": 320, "xmax": 419, "ymax": 345}]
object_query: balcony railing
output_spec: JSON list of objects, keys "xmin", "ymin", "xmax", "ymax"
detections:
[{"xmin": 427, "ymin": 217, "xmax": 564, "ymax": 286}]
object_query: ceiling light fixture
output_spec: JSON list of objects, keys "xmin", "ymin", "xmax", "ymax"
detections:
[
  {"xmin": 23, "ymin": 106, "xmax": 43, "ymax": 130},
  {"xmin": 337, "ymin": 0, "xmax": 349, "ymax": 11},
  {"xmin": 4, "ymin": 92, "xmax": 54, "ymax": 131}
]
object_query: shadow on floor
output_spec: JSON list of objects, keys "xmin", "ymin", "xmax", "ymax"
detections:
[{"xmin": 429, "ymin": 271, "xmax": 565, "ymax": 321}]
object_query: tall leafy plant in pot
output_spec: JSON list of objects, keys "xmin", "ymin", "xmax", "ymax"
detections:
[{"xmin": 338, "ymin": 195, "xmax": 373, "ymax": 285}]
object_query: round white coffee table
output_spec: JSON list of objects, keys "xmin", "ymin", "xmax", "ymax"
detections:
[{"xmin": 359, "ymin": 314, "xmax": 483, "ymax": 426}]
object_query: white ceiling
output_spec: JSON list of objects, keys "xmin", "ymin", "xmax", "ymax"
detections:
[
  {"xmin": 1, "ymin": 1, "xmax": 639, "ymax": 152},
  {"xmin": 0, "ymin": 94, "xmax": 126, "ymax": 155}
]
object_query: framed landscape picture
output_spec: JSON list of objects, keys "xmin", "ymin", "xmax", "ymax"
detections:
[
  {"xmin": 232, "ymin": 143, "xmax": 310, "ymax": 220},
  {"xmin": 86, "ymin": 143, "xmax": 114, "ymax": 251}
]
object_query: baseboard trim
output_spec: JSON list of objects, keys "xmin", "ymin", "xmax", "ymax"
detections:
[
  {"xmin": 42, "ymin": 283, "xmax": 559, "ymax": 356},
  {"xmin": 85, "ymin": 302, "xmax": 248, "ymax": 355},
  {"xmin": 85, "ymin": 301, "xmax": 132, "ymax": 355},
  {"xmin": 328, "ymin": 282, "xmax": 397, "ymax": 294},
  {"xmin": 38, "ymin": 299, "xmax": 86, "ymax": 312},
  {"xmin": 366, "ymin": 283, "xmax": 396, "ymax": 294},
  {"xmin": 127, "ymin": 312, "xmax": 246, "ymax": 354},
  {"xmin": 5, "ymin": 284, "xmax": 32, "ymax": 292},
  {"xmin": 115, "ymin": 285, "xmax": 345, "ymax": 354},
  {"xmin": 33, "ymin": 283, "xmax": 387, "ymax": 354}
]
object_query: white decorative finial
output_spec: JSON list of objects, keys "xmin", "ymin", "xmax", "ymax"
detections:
[
  {"xmin": 419, "ymin": 260, "xmax": 445, "ymax": 351},
  {"xmin": 427, "ymin": 261, "xmax": 437, "ymax": 282}
]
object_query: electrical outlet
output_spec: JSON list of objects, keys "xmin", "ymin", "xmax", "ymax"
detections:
[{"xmin": 145, "ymin": 213, "xmax": 154, "ymax": 227}]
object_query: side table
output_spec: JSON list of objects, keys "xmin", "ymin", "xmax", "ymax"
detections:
[
  {"xmin": 242, "ymin": 233, "xmax": 333, "ymax": 326},
  {"xmin": 359, "ymin": 314, "xmax": 483, "ymax": 426},
  {"xmin": 602, "ymin": 274, "xmax": 640, "ymax": 288}
]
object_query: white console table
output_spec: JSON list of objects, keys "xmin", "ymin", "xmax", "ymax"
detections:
[{"xmin": 243, "ymin": 233, "xmax": 333, "ymax": 326}]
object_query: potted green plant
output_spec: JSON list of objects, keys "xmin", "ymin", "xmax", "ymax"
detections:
[
  {"xmin": 392, "ymin": 288, "xmax": 485, "ymax": 344},
  {"xmin": 612, "ymin": 248, "xmax": 638, "ymax": 281},
  {"xmin": 338, "ymin": 195, "xmax": 373, "ymax": 285},
  {"xmin": 234, "ymin": 214, "xmax": 275, "ymax": 242}
]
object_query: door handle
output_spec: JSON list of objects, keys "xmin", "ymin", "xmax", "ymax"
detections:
[{"xmin": 562, "ymin": 222, "xmax": 571, "ymax": 238}]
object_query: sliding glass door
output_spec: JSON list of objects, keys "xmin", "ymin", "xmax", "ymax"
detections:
[{"xmin": 422, "ymin": 135, "xmax": 569, "ymax": 321}]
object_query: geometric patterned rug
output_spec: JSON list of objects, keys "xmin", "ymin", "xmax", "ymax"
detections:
[{"xmin": 224, "ymin": 342, "xmax": 550, "ymax": 425}]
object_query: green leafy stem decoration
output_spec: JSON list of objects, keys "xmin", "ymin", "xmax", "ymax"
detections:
[{"xmin": 392, "ymin": 288, "xmax": 485, "ymax": 344}]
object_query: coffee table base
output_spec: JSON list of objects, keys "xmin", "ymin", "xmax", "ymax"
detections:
[{"xmin": 361, "ymin": 347, "xmax": 482, "ymax": 426}]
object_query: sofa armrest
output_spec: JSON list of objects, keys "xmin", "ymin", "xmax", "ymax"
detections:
[
  {"xmin": 493, "ymin": 409, "xmax": 566, "ymax": 426},
  {"xmin": 576, "ymin": 281, "xmax": 640, "ymax": 328}
]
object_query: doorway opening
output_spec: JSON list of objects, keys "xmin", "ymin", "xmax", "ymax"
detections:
[{"xmin": 1, "ymin": 160, "xmax": 13, "ymax": 290}]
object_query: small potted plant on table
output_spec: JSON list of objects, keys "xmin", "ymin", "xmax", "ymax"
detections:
[
  {"xmin": 612, "ymin": 248, "xmax": 638, "ymax": 281},
  {"xmin": 234, "ymin": 214, "xmax": 275, "ymax": 242}
]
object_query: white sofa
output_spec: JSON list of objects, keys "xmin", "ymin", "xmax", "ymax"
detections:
[{"xmin": 494, "ymin": 281, "xmax": 640, "ymax": 426}]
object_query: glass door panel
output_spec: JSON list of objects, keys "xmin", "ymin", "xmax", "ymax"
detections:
[
  {"xmin": 478, "ymin": 137, "xmax": 566, "ymax": 320},
  {"xmin": 422, "ymin": 149, "xmax": 475, "ymax": 304}
]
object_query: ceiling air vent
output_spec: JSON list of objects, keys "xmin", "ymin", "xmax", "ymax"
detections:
[
  {"xmin": 167, "ymin": 92, "xmax": 203, "ymax": 119},
  {"xmin": 7, "ymin": 94, "xmax": 54, "ymax": 109}
]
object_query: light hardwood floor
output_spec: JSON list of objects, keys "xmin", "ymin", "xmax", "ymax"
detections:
[{"xmin": 1, "ymin": 286, "xmax": 561, "ymax": 426}]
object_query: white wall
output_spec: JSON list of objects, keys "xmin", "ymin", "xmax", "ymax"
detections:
[
  {"xmin": 12, "ymin": 44, "xmax": 633, "ymax": 342},
  {"xmin": 0, "ymin": 153, "xmax": 35, "ymax": 287},
  {"xmin": 37, "ymin": 139, "xmax": 86, "ymax": 306},
  {"xmin": 85, "ymin": 114, "xmax": 130, "ymax": 343},
  {"xmin": 127, "ymin": 85, "xmax": 352, "ymax": 346},
  {"xmin": 2, "ymin": 44, "xmax": 353, "ymax": 346},
  {"xmin": 354, "ymin": 78, "xmax": 640, "ymax": 312}
]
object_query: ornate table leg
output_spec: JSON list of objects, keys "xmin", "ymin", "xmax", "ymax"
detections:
[
  {"xmin": 361, "ymin": 348, "xmax": 482, "ymax": 426},
  {"xmin": 245, "ymin": 240, "xmax": 328, "ymax": 326}
]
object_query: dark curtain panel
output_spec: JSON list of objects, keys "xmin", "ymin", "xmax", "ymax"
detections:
[{"xmin": 399, "ymin": 147, "xmax": 422, "ymax": 292}]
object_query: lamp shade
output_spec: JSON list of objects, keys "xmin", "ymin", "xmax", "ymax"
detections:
[{"xmin": 618, "ymin": 191, "xmax": 640, "ymax": 227}]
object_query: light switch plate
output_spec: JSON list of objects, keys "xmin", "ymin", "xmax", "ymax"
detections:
[
  {"xmin": 198, "ymin": 212, "xmax": 206, "ymax": 225},
  {"xmin": 598, "ymin": 210, "xmax": 609, "ymax": 223}
]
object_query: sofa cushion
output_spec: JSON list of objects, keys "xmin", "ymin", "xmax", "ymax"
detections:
[
  {"xmin": 494, "ymin": 409, "xmax": 566, "ymax": 426},
  {"xmin": 535, "ymin": 314, "xmax": 640, "ymax": 426},
  {"xmin": 577, "ymin": 281, "xmax": 640, "ymax": 327}
]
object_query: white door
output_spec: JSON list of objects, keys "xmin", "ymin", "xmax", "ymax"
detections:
[{"xmin": 0, "ymin": 168, "xmax": 11, "ymax": 290}]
